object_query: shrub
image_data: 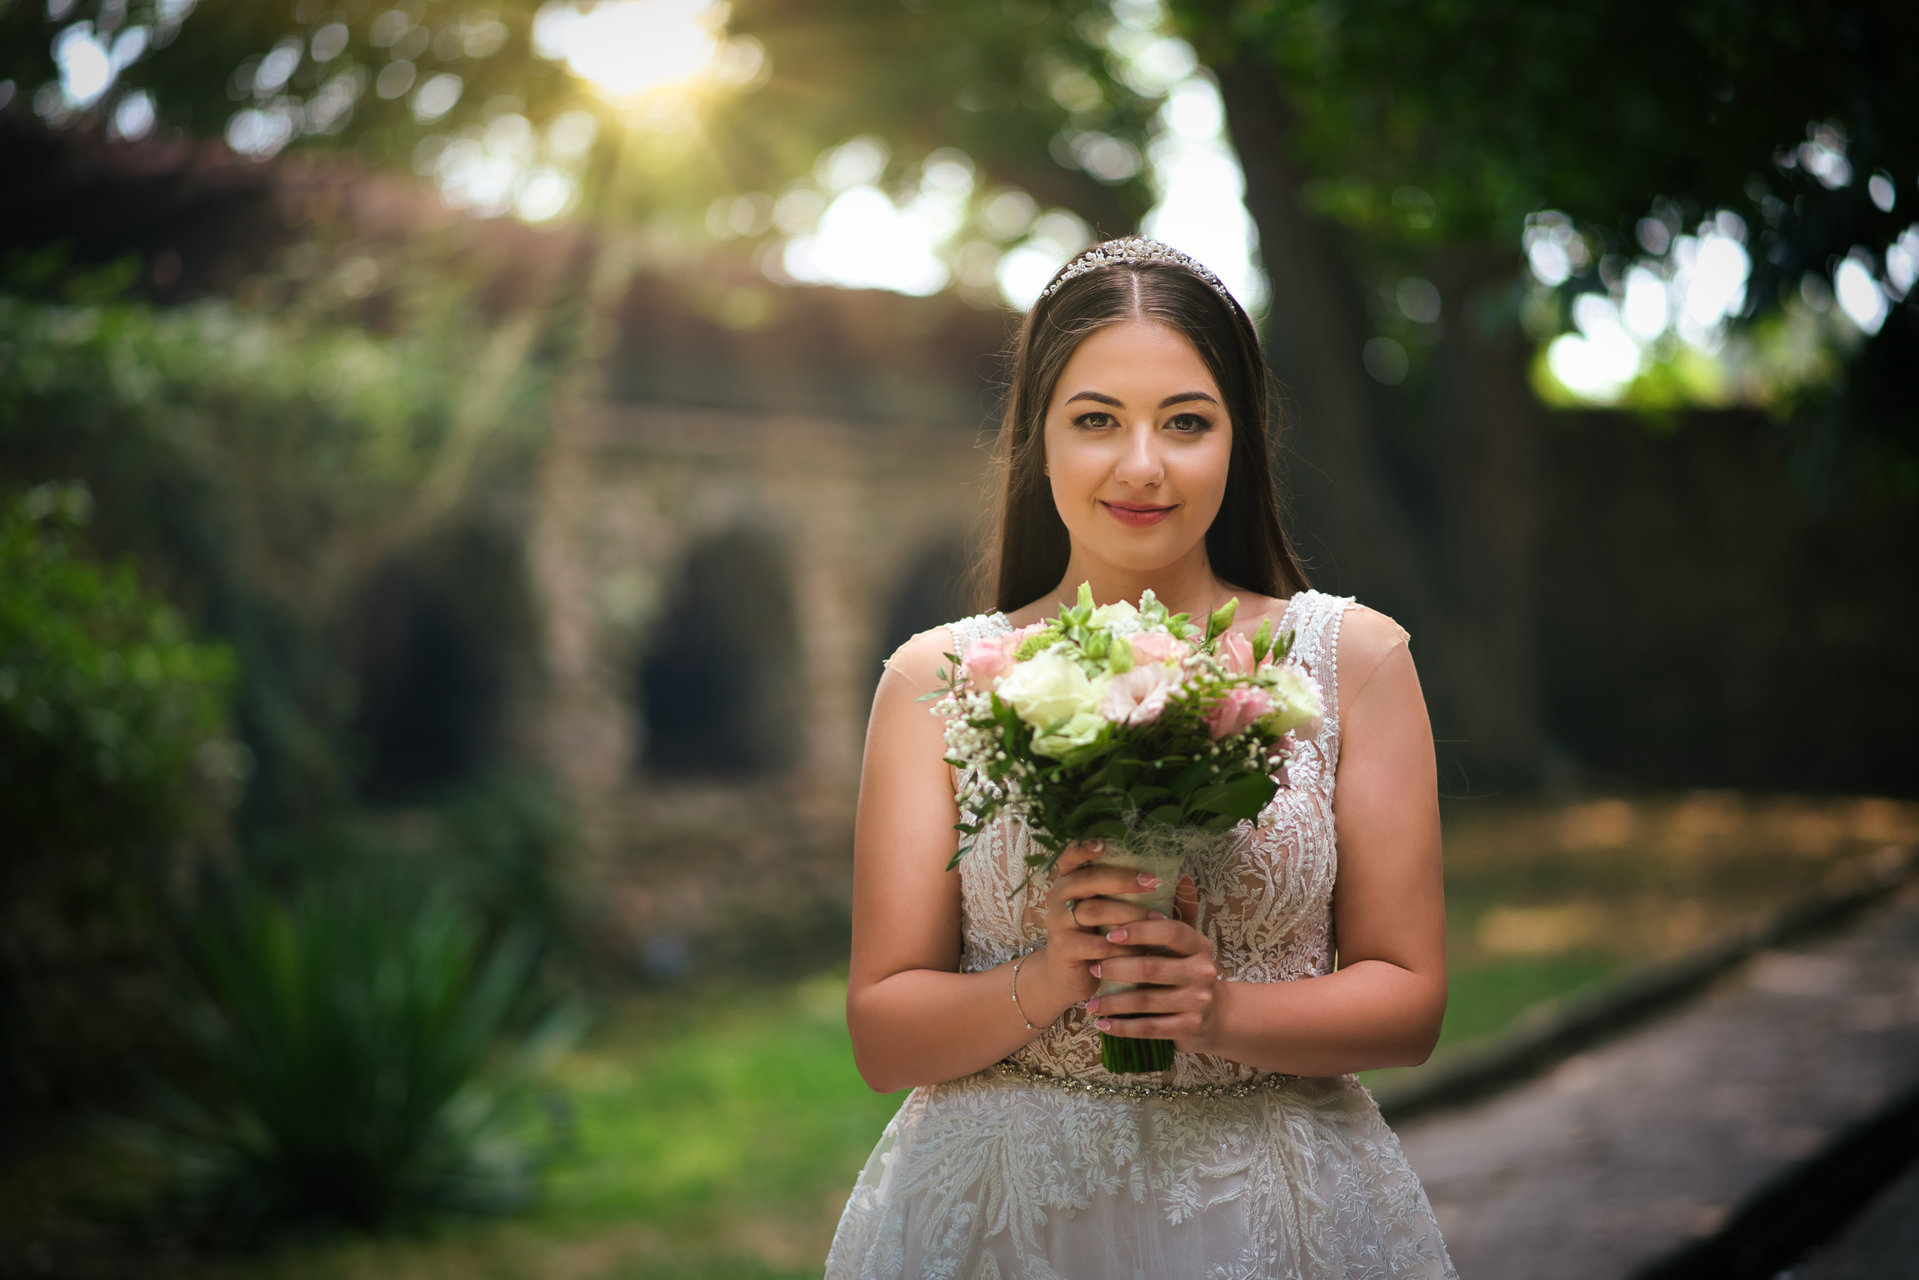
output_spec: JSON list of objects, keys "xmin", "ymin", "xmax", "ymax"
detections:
[
  {"xmin": 0, "ymin": 481, "xmax": 239, "ymax": 1109},
  {"xmin": 139, "ymin": 877, "xmax": 575, "ymax": 1245}
]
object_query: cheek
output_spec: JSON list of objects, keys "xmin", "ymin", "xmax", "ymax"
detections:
[
  {"xmin": 1182, "ymin": 436, "xmax": 1234, "ymax": 505},
  {"xmin": 1044, "ymin": 427, "xmax": 1100, "ymax": 492}
]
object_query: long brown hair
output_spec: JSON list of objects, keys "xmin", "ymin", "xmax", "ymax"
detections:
[{"xmin": 978, "ymin": 255, "xmax": 1311, "ymax": 613}]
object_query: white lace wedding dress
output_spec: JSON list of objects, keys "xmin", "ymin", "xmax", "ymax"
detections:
[{"xmin": 826, "ymin": 589, "xmax": 1457, "ymax": 1280}]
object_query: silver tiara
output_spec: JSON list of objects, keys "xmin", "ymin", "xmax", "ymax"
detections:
[{"xmin": 1037, "ymin": 236, "xmax": 1237, "ymax": 308}]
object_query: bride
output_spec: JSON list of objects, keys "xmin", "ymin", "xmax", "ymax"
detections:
[{"xmin": 827, "ymin": 238, "xmax": 1456, "ymax": 1278}]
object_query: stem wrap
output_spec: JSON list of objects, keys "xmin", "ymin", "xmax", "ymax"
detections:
[{"xmin": 1086, "ymin": 822, "xmax": 1239, "ymax": 1074}]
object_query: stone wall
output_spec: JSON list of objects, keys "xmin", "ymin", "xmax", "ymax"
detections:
[{"xmin": 526, "ymin": 398, "xmax": 990, "ymax": 967}]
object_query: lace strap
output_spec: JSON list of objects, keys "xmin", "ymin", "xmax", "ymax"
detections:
[
  {"xmin": 1290, "ymin": 589, "xmax": 1356, "ymax": 783},
  {"xmin": 945, "ymin": 610, "xmax": 1011, "ymax": 662}
]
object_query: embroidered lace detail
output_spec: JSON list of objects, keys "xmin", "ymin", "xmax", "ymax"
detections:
[{"xmin": 827, "ymin": 590, "xmax": 1457, "ymax": 1279}]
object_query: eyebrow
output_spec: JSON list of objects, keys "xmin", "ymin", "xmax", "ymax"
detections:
[{"xmin": 1064, "ymin": 390, "xmax": 1222, "ymax": 409}]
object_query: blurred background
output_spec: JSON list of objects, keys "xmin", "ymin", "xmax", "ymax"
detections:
[{"xmin": 1, "ymin": 0, "xmax": 1916, "ymax": 1276}]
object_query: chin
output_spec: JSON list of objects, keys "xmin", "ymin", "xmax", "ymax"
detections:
[{"xmin": 1082, "ymin": 533, "xmax": 1201, "ymax": 575}]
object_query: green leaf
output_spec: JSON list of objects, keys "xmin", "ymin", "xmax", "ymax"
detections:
[
  {"xmin": 1189, "ymin": 772, "xmax": 1279, "ymax": 819},
  {"xmin": 1065, "ymin": 794, "xmax": 1121, "ymax": 827},
  {"xmin": 1252, "ymin": 618, "xmax": 1274, "ymax": 665},
  {"xmin": 1146, "ymin": 803, "xmax": 1184, "ymax": 825},
  {"xmin": 1169, "ymin": 761, "xmax": 1212, "ymax": 799}
]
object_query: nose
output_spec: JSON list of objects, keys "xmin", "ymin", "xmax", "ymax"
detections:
[{"xmin": 1113, "ymin": 418, "xmax": 1165, "ymax": 488}]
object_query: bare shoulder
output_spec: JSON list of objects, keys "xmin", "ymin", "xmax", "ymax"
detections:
[
  {"xmin": 1335, "ymin": 602, "xmax": 1414, "ymax": 711},
  {"xmin": 880, "ymin": 624, "xmax": 966, "ymax": 700}
]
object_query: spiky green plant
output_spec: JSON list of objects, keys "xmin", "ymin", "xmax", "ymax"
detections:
[{"xmin": 139, "ymin": 880, "xmax": 574, "ymax": 1244}]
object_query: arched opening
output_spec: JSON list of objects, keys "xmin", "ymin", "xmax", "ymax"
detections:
[
  {"xmin": 874, "ymin": 539, "xmax": 973, "ymax": 682},
  {"xmin": 637, "ymin": 529, "xmax": 798, "ymax": 777},
  {"xmin": 344, "ymin": 559, "xmax": 496, "ymax": 802}
]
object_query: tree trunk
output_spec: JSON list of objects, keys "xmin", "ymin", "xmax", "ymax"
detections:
[{"xmin": 1215, "ymin": 57, "xmax": 1546, "ymax": 788}]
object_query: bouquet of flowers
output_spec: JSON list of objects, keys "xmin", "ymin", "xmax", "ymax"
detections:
[{"xmin": 933, "ymin": 583, "xmax": 1322, "ymax": 1072}]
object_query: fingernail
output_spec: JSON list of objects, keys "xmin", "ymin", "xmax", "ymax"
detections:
[
  {"xmin": 1095, "ymin": 1019, "xmax": 1112, "ymax": 1030},
  {"xmin": 1088, "ymin": 838, "xmax": 1105, "ymax": 853},
  {"xmin": 1085, "ymin": 998, "xmax": 1101, "ymax": 1013},
  {"xmin": 1090, "ymin": 962, "xmax": 1101, "ymax": 978},
  {"xmin": 1106, "ymin": 928, "xmax": 1127, "ymax": 942},
  {"xmin": 1146, "ymin": 910, "xmax": 1166, "ymax": 920},
  {"xmin": 1138, "ymin": 874, "xmax": 1161, "ymax": 888}
]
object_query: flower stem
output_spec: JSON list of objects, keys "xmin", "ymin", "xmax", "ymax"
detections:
[{"xmin": 1100, "ymin": 1029, "xmax": 1175, "ymax": 1074}]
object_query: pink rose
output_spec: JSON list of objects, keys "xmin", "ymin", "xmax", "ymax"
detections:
[
  {"xmin": 1099, "ymin": 663, "xmax": 1183, "ymax": 726},
  {"xmin": 962, "ymin": 633, "xmax": 1019, "ymax": 689},
  {"xmin": 1129, "ymin": 631, "xmax": 1190, "ymax": 666},
  {"xmin": 1217, "ymin": 631, "xmax": 1255, "ymax": 676},
  {"xmin": 1203, "ymin": 686, "xmax": 1273, "ymax": 740}
]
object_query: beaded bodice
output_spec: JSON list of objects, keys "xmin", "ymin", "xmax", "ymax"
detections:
[{"xmin": 945, "ymin": 588, "xmax": 1354, "ymax": 1091}]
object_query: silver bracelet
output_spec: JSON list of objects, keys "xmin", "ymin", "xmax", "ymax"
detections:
[{"xmin": 1010, "ymin": 952, "xmax": 1040, "ymax": 1031}]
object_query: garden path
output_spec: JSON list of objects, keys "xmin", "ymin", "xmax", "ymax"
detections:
[{"xmin": 1395, "ymin": 874, "xmax": 1919, "ymax": 1280}]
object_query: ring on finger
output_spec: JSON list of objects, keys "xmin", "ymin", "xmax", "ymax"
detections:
[{"xmin": 1066, "ymin": 898, "xmax": 1081, "ymax": 927}]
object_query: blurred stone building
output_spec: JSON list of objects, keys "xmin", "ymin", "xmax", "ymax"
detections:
[
  {"xmin": 525, "ymin": 277, "xmax": 1008, "ymax": 970},
  {"xmin": 9, "ymin": 116, "xmax": 1916, "ymax": 974}
]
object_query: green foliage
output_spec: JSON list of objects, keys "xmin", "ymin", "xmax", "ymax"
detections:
[
  {"xmin": 0, "ymin": 272, "xmax": 551, "ymax": 833},
  {"xmin": 3, "ymin": 0, "xmax": 1159, "ymax": 248},
  {"xmin": 0, "ymin": 480, "xmax": 239, "ymax": 853},
  {"xmin": 247, "ymin": 770, "xmax": 579, "ymax": 967},
  {"xmin": 0, "ymin": 1, "xmax": 577, "ymax": 171},
  {"xmin": 0, "ymin": 480, "xmax": 239, "ymax": 1110},
  {"xmin": 137, "ymin": 878, "xmax": 575, "ymax": 1246},
  {"xmin": 1175, "ymin": 0, "xmax": 1919, "ymax": 245}
]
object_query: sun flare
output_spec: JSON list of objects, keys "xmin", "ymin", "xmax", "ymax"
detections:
[{"xmin": 533, "ymin": 0, "xmax": 730, "ymax": 103}]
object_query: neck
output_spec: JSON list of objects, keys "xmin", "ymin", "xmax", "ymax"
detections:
[{"xmin": 1048, "ymin": 547, "xmax": 1225, "ymax": 620}]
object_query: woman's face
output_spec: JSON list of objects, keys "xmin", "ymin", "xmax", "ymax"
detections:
[{"xmin": 1042, "ymin": 319, "xmax": 1232, "ymax": 578}]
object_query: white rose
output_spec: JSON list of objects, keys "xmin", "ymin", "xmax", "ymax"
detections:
[
  {"xmin": 1257, "ymin": 663, "xmax": 1324, "ymax": 737},
  {"xmin": 1088, "ymin": 600, "xmax": 1143, "ymax": 635},
  {"xmin": 997, "ymin": 647, "xmax": 1104, "ymax": 733},
  {"xmin": 1033, "ymin": 710, "xmax": 1106, "ymax": 759}
]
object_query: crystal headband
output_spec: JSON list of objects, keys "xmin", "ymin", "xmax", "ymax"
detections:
[{"xmin": 1036, "ymin": 235, "xmax": 1237, "ymax": 309}]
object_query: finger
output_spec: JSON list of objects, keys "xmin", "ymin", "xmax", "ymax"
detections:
[
  {"xmin": 1082, "ymin": 986, "xmax": 1183, "ymax": 1018},
  {"xmin": 1054, "ymin": 864, "xmax": 1170, "ymax": 901},
  {"xmin": 1091, "ymin": 1013, "xmax": 1193, "ymax": 1039},
  {"xmin": 1096, "ymin": 953, "xmax": 1213, "ymax": 988},
  {"xmin": 1050, "ymin": 930, "xmax": 1147, "ymax": 964},
  {"xmin": 1059, "ymin": 897, "xmax": 1153, "ymax": 931},
  {"xmin": 1054, "ymin": 839, "xmax": 1110, "ymax": 874},
  {"xmin": 1097, "ymin": 918, "xmax": 1210, "ymax": 955},
  {"xmin": 1175, "ymin": 874, "xmax": 1200, "ymax": 928}
]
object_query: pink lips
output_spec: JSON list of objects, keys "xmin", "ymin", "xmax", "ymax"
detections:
[{"xmin": 1101, "ymin": 501, "xmax": 1176, "ymax": 528}]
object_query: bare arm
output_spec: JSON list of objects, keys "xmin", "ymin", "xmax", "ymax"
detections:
[
  {"xmin": 1084, "ymin": 606, "xmax": 1449, "ymax": 1075},
  {"xmin": 844, "ymin": 631, "xmax": 1154, "ymax": 1092}
]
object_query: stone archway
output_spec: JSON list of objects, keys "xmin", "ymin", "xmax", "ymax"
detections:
[
  {"xmin": 873, "ymin": 538, "xmax": 975, "ymax": 682},
  {"xmin": 635, "ymin": 528, "xmax": 799, "ymax": 777}
]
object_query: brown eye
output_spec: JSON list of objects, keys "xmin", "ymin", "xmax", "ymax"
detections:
[
  {"xmin": 1167, "ymin": 413, "xmax": 1212, "ymax": 434},
  {"xmin": 1074, "ymin": 411, "xmax": 1116, "ymax": 430}
]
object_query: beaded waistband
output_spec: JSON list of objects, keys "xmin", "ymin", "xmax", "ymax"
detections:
[{"xmin": 980, "ymin": 1059, "xmax": 1300, "ymax": 1100}]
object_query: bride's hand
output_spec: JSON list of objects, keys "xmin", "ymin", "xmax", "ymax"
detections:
[
  {"xmin": 1033, "ymin": 840, "xmax": 1159, "ymax": 1009},
  {"xmin": 1082, "ymin": 875, "xmax": 1222, "ymax": 1053}
]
